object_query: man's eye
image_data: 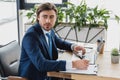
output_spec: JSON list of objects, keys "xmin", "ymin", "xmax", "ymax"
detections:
[
  {"xmin": 50, "ymin": 16, "xmax": 54, "ymax": 19},
  {"xmin": 43, "ymin": 15, "xmax": 47, "ymax": 18}
]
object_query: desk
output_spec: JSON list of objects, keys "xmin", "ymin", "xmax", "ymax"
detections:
[{"xmin": 48, "ymin": 50, "xmax": 120, "ymax": 80}]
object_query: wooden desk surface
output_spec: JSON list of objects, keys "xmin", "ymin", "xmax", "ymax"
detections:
[
  {"xmin": 48, "ymin": 50, "xmax": 120, "ymax": 80},
  {"xmin": 71, "ymin": 51, "xmax": 120, "ymax": 80},
  {"xmin": 96, "ymin": 51, "xmax": 120, "ymax": 79}
]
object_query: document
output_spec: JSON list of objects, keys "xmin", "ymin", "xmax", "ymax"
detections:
[
  {"xmin": 72, "ymin": 48, "xmax": 96, "ymax": 64},
  {"xmin": 61, "ymin": 64, "xmax": 98, "ymax": 75},
  {"xmin": 60, "ymin": 48, "xmax": 98, "ymax": 75}
]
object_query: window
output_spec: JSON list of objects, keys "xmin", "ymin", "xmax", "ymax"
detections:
[{"xmin": 0, "ymin": 0, "xmax": 18, "ymax": 45}]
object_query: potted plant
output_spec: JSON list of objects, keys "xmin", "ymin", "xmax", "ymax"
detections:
[
  {"xmin": 25, "ymin": 4, "xmax": 38, "ymax": 24},
  {"xmin": 63, "ymin": 0, "xmax": 120, "ymax": 30},
  {"xmin": 111, "ymin": 48, "xmax": 120, "ymax": 64},
  {"xmin": 53, "ymin": 0, "xmax": 110, "ymax": 43},
  {"xmin": 25, "ymin": 0, "xmax": 120, "ymax": 29},
  {"xmin": 24, "ymin": 1, "xmax": 120, "ymax": 43},
  {"xmin": 54, "ymin": 0, "xmax": 120, "ymax": 43}
]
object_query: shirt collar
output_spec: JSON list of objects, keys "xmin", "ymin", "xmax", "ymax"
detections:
[{"xmin": 42, "ymin": 28, "xmax": 51, "ymax": 35}]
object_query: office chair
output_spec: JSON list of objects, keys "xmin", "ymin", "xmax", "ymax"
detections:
[
  {"xmin": 0, "ymin": 40, "xmax": 20, "ymax": 76},
  {"xmin": 0, "ymin": 40, "xmax": 26, "ymax": 80}
]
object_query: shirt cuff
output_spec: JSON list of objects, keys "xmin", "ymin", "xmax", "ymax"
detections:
[
  {"xmin": 71, "ymin": 44, "xmax": 78, "ymax": 51},
  {"xmin": 66, "ymin": 61, "xmax": 72, "ymax": 70}
]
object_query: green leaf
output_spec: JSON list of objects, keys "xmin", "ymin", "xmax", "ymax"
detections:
[
  {"xmin": 111, "ymin": 48, "xmax": 119, "ymax": 56},
  {"xmin": 115, "ymin": 15, "xmax": 120, "ymax": 23}
]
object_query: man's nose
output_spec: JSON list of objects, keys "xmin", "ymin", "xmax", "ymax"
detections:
[{"xmin": 46, "ymin": 18, "xmax": 50, "ymax": 23}]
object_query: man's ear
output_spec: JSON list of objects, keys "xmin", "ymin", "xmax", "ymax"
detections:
[{"xmin": 56, "ymin": 15, "xmax": 58, "ymax": 20}]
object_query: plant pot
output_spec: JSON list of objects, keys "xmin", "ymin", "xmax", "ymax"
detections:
[
  {"xmin": 111, "ymin": 55, "xmax": 119, "ymax": 64},
  {"xmin": 24, "ymin": 23, "xmax": 106, "ymax": 43},
  {"xmin": 54, "ymin": 23, "xmax": 106, "ymax": 43}
]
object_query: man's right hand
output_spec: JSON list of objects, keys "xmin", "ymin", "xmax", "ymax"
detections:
[{"xmin": 72, "ymin": 59, "xmax": 89, "ymax": 70}]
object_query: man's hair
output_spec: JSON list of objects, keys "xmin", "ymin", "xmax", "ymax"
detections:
[{"xmin": 36, "ymin": 2, "xmax": 57, "ymax": 22}]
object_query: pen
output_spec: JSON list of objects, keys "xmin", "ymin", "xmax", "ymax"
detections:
[
  {"xmin": 78, "ymin": 55, "xmax": 83, "ymax": 59},
  {"xmin": 84, "ymin": 47, "xmax": 93, "ymax": 49},
  {"xmin": 75, "ymin": 54, "xmax": 85, "ymax": 59}
]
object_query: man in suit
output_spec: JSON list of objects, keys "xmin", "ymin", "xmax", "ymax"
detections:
[{"xmin": 19, "ymin": 2, "xmax": 89, "ymax": 80}]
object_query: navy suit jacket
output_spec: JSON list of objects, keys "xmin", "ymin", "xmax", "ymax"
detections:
[{"xmin": 19, "ymin": 23, "xmax": 72, "ymax": 80}]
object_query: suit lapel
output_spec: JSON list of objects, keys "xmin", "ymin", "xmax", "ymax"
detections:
[
  {"xmin": 34, "ymin": 23, "xmax": 51, "ymax": 59},
  {"xmin": 34, "ymin": 23, "xmax": 58, "ymax": 59},
  {"xmin": 40, "ymin": 35, "xmax": 49, "ymax": 50},
  {"xmin": 39, "ymin": 34, "xmax": 52, "ymax": 58}
]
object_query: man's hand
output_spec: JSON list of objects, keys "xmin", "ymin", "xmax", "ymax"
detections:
[
  {"xmin": 72, "ymin": 59, "xmax": 89, "ymax": 70},
  {"xmin": 73, "ymin": 45, "xmax": 86, "ymax": 55}
]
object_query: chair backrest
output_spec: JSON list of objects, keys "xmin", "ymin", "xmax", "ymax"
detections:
[{"xmin": 0, "ymin": 40, "xmax": 21, "ymax": 77}]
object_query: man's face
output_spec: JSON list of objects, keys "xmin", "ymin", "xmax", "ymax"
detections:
[{"xmin": 37, "ymin": 10, "xmax": 57, "ymax": 31}]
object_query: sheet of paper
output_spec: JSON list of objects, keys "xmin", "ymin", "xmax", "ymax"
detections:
[
  {"xmin": 61, "ymin": 64, "xmax": 98, "ymax": 75},
  {"xmin": 72, "ymin": 51, "xmax": 95, "ymax": 64}
]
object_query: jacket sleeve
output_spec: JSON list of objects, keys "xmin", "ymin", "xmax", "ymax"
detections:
[{"xmin": 54, "ymin": 34, "xmax": 73, "ymax": 51}]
